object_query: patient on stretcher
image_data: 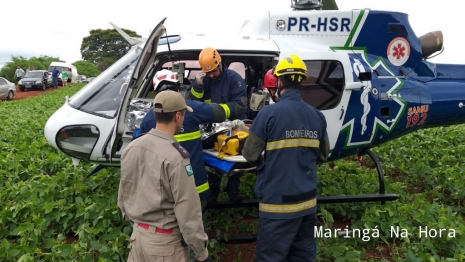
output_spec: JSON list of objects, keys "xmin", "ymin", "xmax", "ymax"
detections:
[
  {"xmin": 202, "ymin": 120, "xmax": 250, "ymax": 159},
  {"xmin": 202, "ymin": 120, "xmax": 256, "ymax": 175}
]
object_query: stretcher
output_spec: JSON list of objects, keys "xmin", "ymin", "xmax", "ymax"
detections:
[
  {"xmin": 202, "ymin": 149, "xmax": 257, "ymax": 177},
  {"xmin": 200, "ymin": 120, "xmax": 257, "ymax": 176}
]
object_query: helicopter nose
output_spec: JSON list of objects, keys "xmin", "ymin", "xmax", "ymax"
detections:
[{"xmin": 44, "ymin": 115, "xmax": 59, "ymax": 149}]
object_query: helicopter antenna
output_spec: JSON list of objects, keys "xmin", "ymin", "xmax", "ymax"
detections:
[
  {"xmin": 290, "ymin": 0, "xmax": 323, "ymax": 10},
  {"xmin": 165, "ymin": 30, "xmax": 173, "ymax": 62}
]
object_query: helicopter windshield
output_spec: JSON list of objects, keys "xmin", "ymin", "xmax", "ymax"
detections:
[{"xmin": 68, "ymin": 47, "xmax": 141, "ymax": 118}]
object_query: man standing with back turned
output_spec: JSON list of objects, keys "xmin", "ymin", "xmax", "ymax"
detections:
[
  {"xmin": 118, "ymin": 90, "xmax": 211, "ymax": 262},
  {"xmin": 242, "ymin": 54, "xmax": 329, "ymax": 262}
]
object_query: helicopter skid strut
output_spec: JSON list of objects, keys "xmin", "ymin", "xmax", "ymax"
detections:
[{"xmin": 208, "ymin": 148, "xmax": 399, "ymax": 244}]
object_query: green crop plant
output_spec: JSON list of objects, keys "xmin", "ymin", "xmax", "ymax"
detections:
[{"xmin": 0, "ymin": 85, "xmax": 464, "ymax": 261}]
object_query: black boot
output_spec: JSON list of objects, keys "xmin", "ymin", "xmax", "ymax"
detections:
[{"xmin": 229, "ymin": 193, "xmax": 244, "ymax": 203}]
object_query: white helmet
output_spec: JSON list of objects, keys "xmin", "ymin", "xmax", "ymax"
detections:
[{"xmin": 153, "ymin": 69, "xmax": 180, "ymax": 92}]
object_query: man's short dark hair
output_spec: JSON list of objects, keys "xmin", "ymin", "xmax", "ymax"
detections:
[
  {"xmin": 155, "ymin": 109, "xmax": 185, "ymax": 124},
  {"xmin": 281, "ymin": 75, "xmax": 303, "ymax": 89}
]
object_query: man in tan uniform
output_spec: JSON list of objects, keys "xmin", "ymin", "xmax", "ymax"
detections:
[{"xmin": 118, "ymin": 90, "xmax": 211, "ymax": 262}]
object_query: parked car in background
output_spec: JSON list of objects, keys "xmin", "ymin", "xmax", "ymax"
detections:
[
  {"xmin": 0, "ymin": 77, "xmax": 16, "ymax": 100},
  {"xmin": 18, "ymin": 70, "xmax": 52, "ymax": 91},
  {"xmin": 82, "ymin": 77, "xmax": 96, "ymax": 83},
  {"xmin": 77, "ymin": 75, "xmax": 87, "ymax": 83}
]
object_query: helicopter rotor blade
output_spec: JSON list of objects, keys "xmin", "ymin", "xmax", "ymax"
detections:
[{"xmin": 109, "ymin": 22, "xmax": 145, "ymax": 46}]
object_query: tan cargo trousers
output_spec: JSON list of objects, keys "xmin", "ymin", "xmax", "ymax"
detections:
[
  {"xmin": 127, "ymin": 223, "xmax": 188, "ymax": 262},
  {"xmin": 188, "ymin": 198, "xmax": 208, "ymax": 262}
]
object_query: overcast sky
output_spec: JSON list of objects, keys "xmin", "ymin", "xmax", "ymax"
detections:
[{"xmin": 0, "ymin": 0, "xmax": 463, "ymax": 68}]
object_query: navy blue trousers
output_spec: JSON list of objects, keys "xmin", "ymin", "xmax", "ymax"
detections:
[
  {"xmin": 255, "ymin": 213, "xmax": 317, "ymax": 262},
  {"xmin": 208, "ymin": 173, "xmax": 241, "ymax": 200}
]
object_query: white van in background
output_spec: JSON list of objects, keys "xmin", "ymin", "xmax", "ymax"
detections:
[{"xmin": 48, "ymin": 62, "xmax": 79, "ymax": 85}]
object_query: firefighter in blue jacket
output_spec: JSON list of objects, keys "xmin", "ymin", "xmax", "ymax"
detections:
[
  {"xmin": 242, "ymin": 54, "xmax": 330, "ymax": 262},
  {"xmin": 139, "ymin": 69, "xmax": 230, "ymax": 262},
  {"xmin": 188, "ymin": 47, "xmax": 248, "ymax": 203}
]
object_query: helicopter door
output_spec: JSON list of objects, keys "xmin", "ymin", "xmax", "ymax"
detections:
[{"xmin": 108, "ymin": 18, "xmax": 167, "ymax": 161}]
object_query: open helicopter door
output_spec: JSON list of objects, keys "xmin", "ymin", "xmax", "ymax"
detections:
[{"xmin": 108, "ymin": 18, "xmax": 167, "ymax": 161}]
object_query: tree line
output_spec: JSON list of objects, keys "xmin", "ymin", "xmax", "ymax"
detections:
[{"xmin": 0, "ymin": 27, "xmax": 140, "ymax": 83}]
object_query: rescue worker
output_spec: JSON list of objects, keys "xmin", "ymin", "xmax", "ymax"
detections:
[
  {"xmin": 118, "ymin": 90, "xmax": 211, "ymax": 262},
  {"xmin": 139, "ymin": 69, "xmax": 229, "ymax": 262},
  {"xmin": 261, "ymin": 68, "xmax": 279, "ymax": 104},
  {"xmin": 242, "ymin": 54, "xmax": 330, "ymax": 262},
  {"xmin": 188, "ymin": 47, "xmax": 248, "ymax": 203}
]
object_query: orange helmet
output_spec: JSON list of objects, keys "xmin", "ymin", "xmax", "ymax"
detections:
[
  {"xmin": 261, "ymin": 69, "xmax": 277, "ymax": 89},
  {"xmin": 199, "ymin": 47, "xmax": 222, "ymax": 72}
]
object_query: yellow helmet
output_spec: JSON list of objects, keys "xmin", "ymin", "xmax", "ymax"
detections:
[
  {"xmin": 199, "ymin": 47, "xmax": 222, "ymax": 72},
  {"xmin": 273, "ymin": 54, "xmax": 308, "ymax": 82}
]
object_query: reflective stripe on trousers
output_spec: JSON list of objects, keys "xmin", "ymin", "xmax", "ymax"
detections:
[{"xmin": 259, "ymin": 198, "xmax": 316, "ymax": 213}]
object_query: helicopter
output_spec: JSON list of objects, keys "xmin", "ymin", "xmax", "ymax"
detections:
[{"xmin": 44, "ymin": 0, "xmax": 461, "ymax": 221}]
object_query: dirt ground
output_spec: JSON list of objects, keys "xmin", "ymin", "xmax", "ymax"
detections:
[
  {"xmin": 220, "ymin": 242, "xmax": 256, "ymax": 261},
  {"xmin": 8, "ymin": 84, "xmax": 71, "ymax": 101}
]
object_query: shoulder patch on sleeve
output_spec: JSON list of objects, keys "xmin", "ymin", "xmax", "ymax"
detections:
[
  {"xmin": 185, "ymin": 164, "xmax": 194, "ymax": 176},
  {"xmin": 172, "ymin": 142, "xmax": 190, "ymax": 158}
]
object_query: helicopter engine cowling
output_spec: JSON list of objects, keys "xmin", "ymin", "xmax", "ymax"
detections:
[{"xmin": 418, "ymin": 30, "xmax": 443, "ymax": 59}]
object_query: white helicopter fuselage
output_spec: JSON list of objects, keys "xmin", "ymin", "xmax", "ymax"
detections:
[{"xmin": 46, "ymin": 8, "xmax": 429, "ymax": 164}]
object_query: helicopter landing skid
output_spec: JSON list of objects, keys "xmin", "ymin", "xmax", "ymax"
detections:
[
  {"xmin": 208, "ymin": 148, "xmax": 398, "ymax": 209},
  {"xmin": 357, "ymin": 148, "xmax": 399, "ymax": 205},
  {"xmin": 207, "ymin": 148, "xmax": 399, "ymax": 244}
]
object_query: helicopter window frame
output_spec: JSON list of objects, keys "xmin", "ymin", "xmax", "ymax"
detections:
[{"xmin": 300, "ymin": 60, "xmax": 345, "ymax": 110}]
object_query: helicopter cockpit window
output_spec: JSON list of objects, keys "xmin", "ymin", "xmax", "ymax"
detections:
[
  {"xmin": 300, "ymin": 60, "xmax": 345, "ymax": 110},
  {"xmin": 68, "ymin": 52, "xmax": 139, "ymax": 119}
]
